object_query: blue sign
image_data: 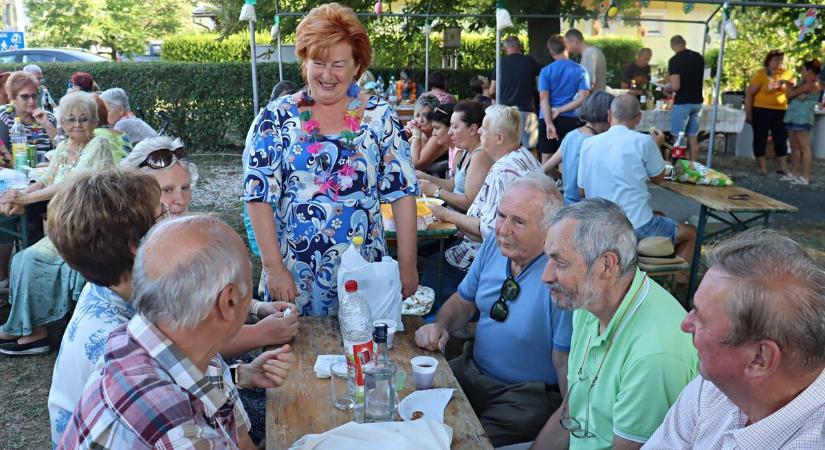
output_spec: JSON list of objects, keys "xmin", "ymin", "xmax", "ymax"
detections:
[{"xmin": 0, "ymin": 32, "xmax": 25, "ymax": 52}]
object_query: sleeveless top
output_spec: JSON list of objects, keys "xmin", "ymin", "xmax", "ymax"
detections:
[
  {"xmin": 784, "ymin": 90, "xmax": 819, "ymax": 126},
  {"xmin": 453, "ymin": 147, "xmax": 479, "ymax": 195}
]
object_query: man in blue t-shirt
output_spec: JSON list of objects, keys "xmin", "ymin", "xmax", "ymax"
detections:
[
  {"xmin": 538, "ymin": 34, "xmax": 591, "ymax": 163},
  {"xmin": 415, "ymin": 173, "xmax": 572, "ymax": 447}
]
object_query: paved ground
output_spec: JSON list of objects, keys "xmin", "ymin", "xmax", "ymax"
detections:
[{"xmin": 0, "ymin": 152, "xmax": 822, "ymax": 449}]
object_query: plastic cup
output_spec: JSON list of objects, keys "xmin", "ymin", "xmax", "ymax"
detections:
[
  {"xmin": 330, "ymin": 361, "xmax": 354, "ymax": 410},
  {"xmin": 411, "ymin": 356, "xmax": 438, "ymax": 390},
  {"xmin": 374, "ymin": 319, "xmax": 398, "ymax": 349}
]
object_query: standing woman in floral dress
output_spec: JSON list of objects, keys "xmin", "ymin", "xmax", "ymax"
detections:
[{"xmin": 243, "ymin": 2, "xmax": 419, "ymax": 316}]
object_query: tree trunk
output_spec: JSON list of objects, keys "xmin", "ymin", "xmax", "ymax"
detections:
[{"xmin": 526, "ymin": 5, "xmax": 560, "ymax": 67}]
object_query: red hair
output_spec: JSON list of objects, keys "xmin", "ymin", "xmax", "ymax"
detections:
[
  {"xmin": 93, "ymin": 95, "xmax": 108, "ymax": 125},
  {"xmin": 71, "ymin": 72, "xmax": 95, "ymax": 92},
  {"xmin": 295, "ymin": 3, "xmax": 372, "ymax": 81}
]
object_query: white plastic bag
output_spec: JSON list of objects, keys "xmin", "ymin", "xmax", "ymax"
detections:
[{"xmin": 337, "ymin": 244, "xmax": 404, "ymax": 331}]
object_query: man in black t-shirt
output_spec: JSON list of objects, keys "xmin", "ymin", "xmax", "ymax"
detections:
[
  {"xmin": 490, "ymin": 36, "xmax": 540, "ymax": 149},
  {"xmin": 664, "ymin": 35, "xmax": 705, "ymax": 161},
  {"xmin": 621, "ymin": 48, "xmax": 652, "ymax": 96}
]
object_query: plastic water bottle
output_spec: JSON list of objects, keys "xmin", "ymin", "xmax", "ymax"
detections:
[
  {"xmin": 387, "ymin": 76, "xmax": 398, "ymax": 105},
  {"xmin": 376, "ymin": 76, "xmax": 385, "ymax": 96},
  {"xmin": 41, "ymin": 88, "xmax": 54, "ymax": 112},
  {"xmin": 10, "ymin": 117, "xmax": 27, "ymax": 170},
  {"xmin": 339, "ymin": 278, "xmax": 373, "ymax": 422}
]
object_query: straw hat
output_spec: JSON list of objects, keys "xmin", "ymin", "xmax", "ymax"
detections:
[{"xmin": 637, "ymin": 237, "xmax": 685, "ymax": 265}]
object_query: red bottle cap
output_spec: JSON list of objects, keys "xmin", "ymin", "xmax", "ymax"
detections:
[{"xmin": 344, "ymin": 280, "xmax": 358, "ymax": 293}]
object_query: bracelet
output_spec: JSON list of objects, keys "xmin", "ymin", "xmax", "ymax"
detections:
[{"xmin": 250, "ymin": 300, "xmax": 262, "ymax": 322}]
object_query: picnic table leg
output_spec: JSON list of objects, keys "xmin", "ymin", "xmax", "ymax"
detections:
[
  {"xmin": 436, "ymin": 239, "xmax": 444, "ymax": 302},
  {"xmin": 687, "ymin": 205, "xmax": 708, "ymax": 306}
]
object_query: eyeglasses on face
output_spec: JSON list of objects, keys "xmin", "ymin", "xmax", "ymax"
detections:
[
  {"xmin": 17, "ymin": 93, "xmax": 37, "ymax": 102},
  {"xmin": 63, "ymin": 116, "xmax": 91, "ymax": 126},
  {"xmin": 489, "ymin": 276, "xmax": 520, "ymax": 322},
  {"xmin": 139, "ymin": 147, "xmax": 188, "ymax": 169}
]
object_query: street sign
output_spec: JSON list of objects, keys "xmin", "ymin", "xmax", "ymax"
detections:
[{"xmin": 0, "ymin": 32, "xmax": 25, "ymax": 51}]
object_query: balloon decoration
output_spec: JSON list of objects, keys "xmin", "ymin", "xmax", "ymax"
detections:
[
  {"xmin": 271, "ymin": 15, "xmax": 280, "ymax": 40},
  {"xmin": 373, "ymin": 1, "xmax": 382, "ymax": 15},
  {"xmin": 601, "ymin": 0, "xmax": 618, "ymax": 29},
  {"xmin": 239, "ymin": 0, "xmax": 256, "ymax": 22},
  {"xmin": 795, "ymin": 8, "xmax": 818, "ymax": 42}
]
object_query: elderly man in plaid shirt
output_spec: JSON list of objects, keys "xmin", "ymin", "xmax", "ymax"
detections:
[{"xmin": 60, "ymin": 215, "xmax": 296, "ymax": 449}]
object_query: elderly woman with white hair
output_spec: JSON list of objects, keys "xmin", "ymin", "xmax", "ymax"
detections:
[
  {"xmin": 99, "ymin": 87, "xmax": 159, "ymax": 145},
  {"xmin": 0, "ymin": 91, "xmax": 114, "ymax": 355},
  {"xmin": 120, "ymin": 136, "xmax": 197, "ymax": 217}
]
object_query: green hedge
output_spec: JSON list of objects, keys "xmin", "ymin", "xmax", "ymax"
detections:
[
  {"xmin": 586, "ymin": 36, "xmax": 643, "ymax": 87},
  {"xmin": 162, "ymin": 32, "xmax": 273, "ymax": 63},
  {"xmin": 0, "ymin": 62, "xmax": 484, "ymax": 151}
]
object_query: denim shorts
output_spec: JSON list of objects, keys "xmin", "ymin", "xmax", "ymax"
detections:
[
  {"xmin": 635, "ymin": 215, "xmax": 677, "ymax": 244},
  {"xmin": 671, "ymin": 103, "xmax": 703, "ymax": 136},
  {"xmin": 785, "ymin": 122, "xmax": 813, "ymax": 132}
]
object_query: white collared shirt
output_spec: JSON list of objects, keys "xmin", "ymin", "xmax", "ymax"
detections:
[{"xmin": 644, "ymin": 369, "xmax": 825, "ymax": 449}]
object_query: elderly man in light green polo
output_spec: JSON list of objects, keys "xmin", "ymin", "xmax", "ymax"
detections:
[{"xmin": 532, "ymin": 198, "xmax": 697, "ymax": 450}]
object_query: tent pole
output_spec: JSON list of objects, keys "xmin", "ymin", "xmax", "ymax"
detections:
[
  {"xmin": 425, "ymin": 22, "xmax": 431, "ymax": 92},
  {"xmin": 705, "ymin": 3, "xmax": 729, "ymax": 169},
  {"xmin": 249, "ymin": 21, "xmax": 259, "ymax": 114},
  {"xmin": 495, "ymin": 28, "xmax": 501, "ymax": 102}
]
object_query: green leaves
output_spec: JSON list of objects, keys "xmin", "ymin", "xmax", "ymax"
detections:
[{"xmin": 25, "ymin": 0, "xmax": 188, "ymax": 58}]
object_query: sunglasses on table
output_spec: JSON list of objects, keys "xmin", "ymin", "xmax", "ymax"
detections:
[
  {"xmin": 489, "ymin": 276, "xmax": 520, "ymax": 322},
  {"xmin": 139, "ymin": 147, "xmax": 188, "ymax": 169}
]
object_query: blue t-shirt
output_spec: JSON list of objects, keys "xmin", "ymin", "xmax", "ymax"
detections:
[
  {"xmin": 560, "ymin": 128, "xmax": 594, "ymax": 205},
  {"xmin": 458, "ymin": 237, "xmax": 573, "ymax": 385},
  {"xmin": 538, "ymin": 59, "xmax": 590, "ymax": 119}
]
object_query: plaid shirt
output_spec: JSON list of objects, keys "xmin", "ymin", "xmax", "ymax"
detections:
[{"xmin": 59, "ymin": 314, "xmax": 250, "ymax": 449}]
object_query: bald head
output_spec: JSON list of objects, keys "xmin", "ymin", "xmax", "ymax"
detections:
[
  {"xmin": 133, "ymin": 215, "xmax": 252, "ymax": 330},
  {"xmin": 610, "ymin": 94, "xmax": 641, "ymax": 124}
]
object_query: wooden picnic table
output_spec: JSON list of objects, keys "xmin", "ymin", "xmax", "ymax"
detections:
[
  {"xmin": 265, "ymin": 315, "xmax": 493, "ymax": 450},
  {"xmin": 660, "ymin": 181, "xmax": 797, "ymax": 301}
]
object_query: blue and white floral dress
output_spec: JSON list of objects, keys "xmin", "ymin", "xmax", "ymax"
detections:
[
  {"xmin": 243, "ymin": 93, "xmax": 418, "ymax": 316},
  {"xmin": 47, "ymin": 283, "xmax": 134, "ymax": 448}
]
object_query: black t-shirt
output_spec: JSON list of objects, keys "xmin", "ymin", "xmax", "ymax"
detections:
[
  {"xmin": 622, "ymin": 62, "xmax": 651, "ymax": 86},
  {"xmin": 492, "ymin": 53, "xmax": 540, "ymax": 112},
  {"xmin": 668, "ymin": 49, "xmax": 705, "ymax": 104}
]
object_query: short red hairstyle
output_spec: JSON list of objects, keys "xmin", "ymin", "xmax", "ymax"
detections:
[
  {"xmin": 71, "ymin": 71, "xmax": 95, "ymax": 92},
  {"xmin": 295, "ymin": 3, "xmax": 372, "ymax": 81}
]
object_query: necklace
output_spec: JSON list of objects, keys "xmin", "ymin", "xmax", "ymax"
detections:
[{"xmin": 297, "ymin": 84, "xmax": 362, "ymax": 201}]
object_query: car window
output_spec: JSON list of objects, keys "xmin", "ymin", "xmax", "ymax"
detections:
[
  {"xmin": 0, "ymin": 55, "xmax": 16, "ymax": 63},
  {"xmin": 23, "ymin": 53, "xmax": 56, "ymax": 62}
]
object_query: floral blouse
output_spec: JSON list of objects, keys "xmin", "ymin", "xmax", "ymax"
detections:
[
  {"xmin": 38, "ymin": 136, "xmax": 113, "ymax": 186},
  {"xmin": 243, "ymin": 93, "xmax": 418, "ymax": 316}
]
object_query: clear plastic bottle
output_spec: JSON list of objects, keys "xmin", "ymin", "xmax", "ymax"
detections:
[
  {"xmin": 364, "ymin": 323, "xmax": 397, "ymax": 422},
  {"xmin": 376, "ymin": 76, "xmax": 385, "ymax": 96},
  {"xmin": 387, "ymin": 76, "xmax": 398, "ymax": 105},
  {"xmin": 338, "ymin": 279, "xmax": 373, "ymax": 422},
  {"xmin": 10, "ymin": 117, "xmax": 27, "ymax": 170},
  {"xmin": 672, "ymin": 131, "xmax": 687, "ymax": 164}
]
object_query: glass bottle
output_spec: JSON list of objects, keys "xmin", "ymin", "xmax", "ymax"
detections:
[{"xmin": 363, "ymin": 323, "xmax": 397, "ymax": 422}]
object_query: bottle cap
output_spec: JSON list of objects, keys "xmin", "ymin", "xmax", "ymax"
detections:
[
  {"xmin": 373, "ymin": 323, "xmax": 388, "ymax": 343},
  {"xmin": 352, "ymin": 236, "xmax": 364, "ymax": 246},
  {"xmin": 344, "ymin": 279, "xmax": 358, "ymax": 293}
]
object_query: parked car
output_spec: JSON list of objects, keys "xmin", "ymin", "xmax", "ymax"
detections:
[{"xmin": 0, "ymin": 48, "xmax": 107, "ymax": 63}]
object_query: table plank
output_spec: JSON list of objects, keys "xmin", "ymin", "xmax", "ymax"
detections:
[
  {"xmin": 660, "ymin": 181, "xmax": 798, "ymax": 213},
  {"xmin": 265, "ymin": 316, "xmax": 492, "ymax": 450},
  {"xmin": 385, "ymin": 221, "xmax": 458, "ymax": 240}
]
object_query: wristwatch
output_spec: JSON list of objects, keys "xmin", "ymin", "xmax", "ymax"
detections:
[
  {"xmin": 250, "ymin": 300, "xmax": 262, "ymax": 322},
  {"xmin": 434, "ymin": 188, "xmax": 442, "ymax": 199},
  {"xmin": 229, "ymin": 362, "xmax": 245, "ymax": 388}
]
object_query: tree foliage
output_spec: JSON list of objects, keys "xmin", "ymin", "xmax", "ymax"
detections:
[
  {"xmin": 719, "ymin": 1, "xmax": 825, "ymax": 91},
  {"xmin": 25, "ymin": 0, "xmax": 189, "ymax": 59}
]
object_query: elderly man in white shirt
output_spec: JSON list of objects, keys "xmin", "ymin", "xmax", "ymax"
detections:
[
  {"xmin": 577, "ymin": 94, "xmax": 696, "ymax": 264},
  {"xmin": 644, "ymin": 228, "xmax": 825, "ymax": 449}
]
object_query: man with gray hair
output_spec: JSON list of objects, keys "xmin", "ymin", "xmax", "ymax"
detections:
[
  {"xmin": 99, "ymin": 87, "xmax": 159, "ymax": 144},
  {"xmin": 578, "ymin": 94, "xmax": 697, "ymax": 263},
  {"xmin": 645, "ymin": 229, "xmax": 825, "ymax": 449},
  {"xmin": 417, "ymin": 173, "xmax": 572, "ymax": 447},
  {"xmin": 533, "ymin": 198, "xmax": 697, "ymax": 450},
  {"xmin": 60, "ymin": 216, "xmax": 296, "ymax": 449}
]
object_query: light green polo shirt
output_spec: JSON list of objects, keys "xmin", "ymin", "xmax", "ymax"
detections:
[{"xmin": 567, "ymin": 269, "xmax": 698, "ymax": 450}]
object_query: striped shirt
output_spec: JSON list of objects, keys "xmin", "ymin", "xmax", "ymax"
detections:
[
  {"xmin": 58, "ymin": 314, "xmax": 250, "ymax": 449},
  {"xmin": 644, "ymin": 370, "xmax": 825, "ymax": 449}
]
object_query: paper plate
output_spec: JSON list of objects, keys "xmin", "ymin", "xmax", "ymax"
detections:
[
  {"xmin": 417, "ymin": 197, "xmax": 445, "ymax": 207},
  {"xmin": 398, "ymin": 388, "xmax": 455, "ymax": 422},
  {"xmin": 402, "ymin": 285, "xmax": 435, "ymax": 316}
]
